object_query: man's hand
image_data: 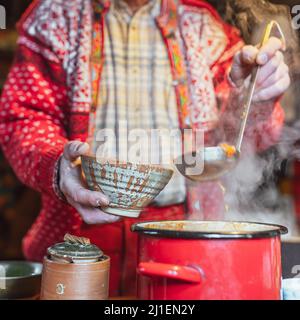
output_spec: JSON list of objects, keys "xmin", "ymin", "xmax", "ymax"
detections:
[
  {"xmin": 59, "ymin": 141, "xmax": 120, "ymax": 224},
  {"xmin": 230, "ymin": 37, "xmax": 290, "ymax": 103}
]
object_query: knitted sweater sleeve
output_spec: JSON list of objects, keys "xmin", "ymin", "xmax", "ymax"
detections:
[{"xmin": 0, "ymin": 0, "xmax": 69, "ymax": 198}]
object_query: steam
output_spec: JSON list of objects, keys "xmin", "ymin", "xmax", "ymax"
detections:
[
  {"xmin": 194, "ymin": 3, "xmax": 300, "ymax": 236},
  {"xmin": 222, "ymin": 122, "xmax": 300, "ymax": 237}
]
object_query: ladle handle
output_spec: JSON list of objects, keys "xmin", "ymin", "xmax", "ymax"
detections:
[
  {"xmin": 235, "ymin": 66, "xmax": 259, "ymax": 152},
  {"xmin": 235, "ymin": 20, "xmax": 286, "ymax": 153}
]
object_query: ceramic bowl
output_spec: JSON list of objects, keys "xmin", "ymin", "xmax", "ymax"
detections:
[
  {"xmin": 81, "ymin": 155, "xmax": 174, "ymax": 218},
  {"xmin": 0, "ymin": 261, "xmax": 42, "ymax": 299}
]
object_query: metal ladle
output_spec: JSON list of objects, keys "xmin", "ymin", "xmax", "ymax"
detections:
[{"xmin": 175, "ymin": 20, "xmax": 286, "ymax": 182}]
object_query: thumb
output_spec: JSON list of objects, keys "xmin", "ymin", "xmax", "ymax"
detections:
[
  {"xmin": 230, "ymin": 46, "xmax": 258, "ymax": 87},
  {"xmin": 63, "ymin": 141, "xmax": 90, "ymax": 161}
]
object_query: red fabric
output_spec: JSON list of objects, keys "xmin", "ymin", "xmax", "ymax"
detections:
[
  {"xmin": 292, "ymin": 161, "xmax": 300, "ymax": 223},
  {"xmin": 294, "ymin": 160, "xmax": 300, "ymax": 176},
  {"xmin": 0, "ymin": 0, "xmax": 284, "ymax": 296}
]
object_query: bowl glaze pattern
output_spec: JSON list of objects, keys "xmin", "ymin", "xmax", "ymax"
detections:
[{"xmin": 81, "ymin": 155, "xmax": 173, "ymax": 217}]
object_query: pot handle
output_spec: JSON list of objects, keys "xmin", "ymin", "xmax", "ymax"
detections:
[{"xmin": 137, "ymin": 262, "xmax": 202, "ymax": 283}]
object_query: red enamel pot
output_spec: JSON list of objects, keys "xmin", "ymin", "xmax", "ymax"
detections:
[{"xmin": 131, "ymin": 220, "xmax": 288, "ymax": 300}]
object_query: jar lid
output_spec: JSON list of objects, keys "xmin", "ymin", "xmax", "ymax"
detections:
[{"xmin": 47, "ymin": 234, "xmax": 103, "ymax": 263}]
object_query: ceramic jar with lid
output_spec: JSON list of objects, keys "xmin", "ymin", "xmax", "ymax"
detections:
[{"xmin": 40, "ymin": 234, "xmax": 110, "ymax": 300}]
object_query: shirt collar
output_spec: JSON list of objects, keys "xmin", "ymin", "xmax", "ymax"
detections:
[
  {"xmin": 110, "ymin": 0, "xmax": 161, "ymax": 18},
  {"xmin": 93, "ymin": 0, "xmax": 179, "ymax": 31}
]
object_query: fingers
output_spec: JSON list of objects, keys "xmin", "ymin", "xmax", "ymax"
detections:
[
  {"xmin": 239, "ymin": 38, "xmax": 282, "ymax": 66},
  {"xmin": 256, "ymin": 57, "xmax": 288, "ymax": 90},
  {"xmin": 230, "ymin": 37, "xmax": 284, "ymax": 87},
  {"xmin": 253, "ymin": 73, "xmax": 290, "ymax": 103},
  {"xmin": 63, "ymin": 141, "xmax": 90, "ymax": 161},
  {"xmin": 230, "ymin": 50, "xmax": 254, "ymax": 87},
  {"xmin": 240, "ymin": 45, "xmax": 259, "ymax": 65},
  {"xmin": 256, "ymin": 51, "xmax": 284, "ymax": 87},
  {"xmin": 63, "ymin": 183, "xmax": 110, "ymax": 208},
  {"xmin": 230, "ymin": 36, "xmax": 289, "ymax": 101},
  {"xmin": 68, "ymin": 199, "xmax": 120, "ymax": 224},
  {"xmin": 60, "ymin": 141, "xmax": 110, "ymax": 209},
  {"xmin": 256, "ymin": 37, "xmax": 283, "ymax": 65},
  {"xmin": 253, "ymin": 42, "xmax": 290, "ymax": 102},
  {"xmin": 60, "ymin": 140, "xmax": 118, "ymax": 225}
]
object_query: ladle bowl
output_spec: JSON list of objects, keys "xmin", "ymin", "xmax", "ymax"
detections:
[{"xmin": 175, "ymin": 146, "xmax": 239, "ymax": 182}]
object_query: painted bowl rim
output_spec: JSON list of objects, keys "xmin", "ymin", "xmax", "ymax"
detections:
[{"xmin": 81, "ymin": 154, "xmax": 174, "ymax": 176}]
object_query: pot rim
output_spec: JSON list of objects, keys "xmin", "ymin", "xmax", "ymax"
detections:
[{"xmin": 131, "ymin": 220, "xmax": 288, "ymax": 239}]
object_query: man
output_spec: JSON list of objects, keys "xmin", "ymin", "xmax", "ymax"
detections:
[{"xmin": 0, "ymin": 0, "xmax": 290, "ymax": 296}]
